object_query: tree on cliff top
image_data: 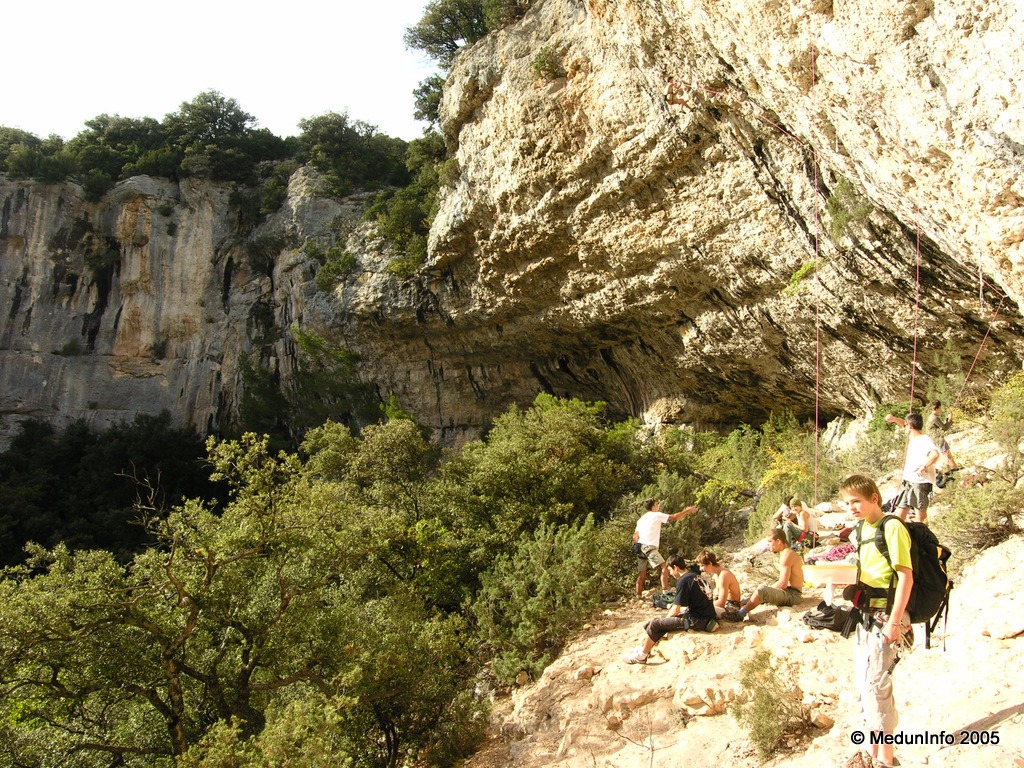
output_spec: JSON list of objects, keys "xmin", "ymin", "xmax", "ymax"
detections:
[{"xmin": 403, "ymin": 0, "xmax": 489, "ymax": 69}]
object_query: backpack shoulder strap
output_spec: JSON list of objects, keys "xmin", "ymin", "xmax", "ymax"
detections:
[
  {"xmin": 876, "ymin": 514, "xmax": 910, "ymax": 614},
  {"xmin": 855, "ymin": 519, "xmax": 866, "ymax": 584},
  {"xmin": 874, "ymin": 515, "xmax": 897, "ymax": 567}
]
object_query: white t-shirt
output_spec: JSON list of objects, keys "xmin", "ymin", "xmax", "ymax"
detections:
[
  {"xmin": 635, "ymin": 511, "xmax": 671, "ymax": 547},
  {"xmin": 802, "ymin": 509, "xmax": 819, "ymax": 536},
  {"xmin": 904, "ymin": 432, "xmax": 939, "ymax": 484}
]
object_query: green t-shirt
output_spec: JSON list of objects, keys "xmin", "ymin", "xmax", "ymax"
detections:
[{"xmin": 855, "ymin": 516, "xmax": 912, "ymax": 606}]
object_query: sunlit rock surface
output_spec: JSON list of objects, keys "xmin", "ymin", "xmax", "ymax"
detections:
[{"xmin": 2, "ymin": 0, "xmax": 1024, "ymax": 444}]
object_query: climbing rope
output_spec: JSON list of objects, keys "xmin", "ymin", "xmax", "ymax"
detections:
[
  {"xmin": 908, "ymin": 216, "xmax": 922, "ymax": 410},
  {"xmin": 812, "ymin": 46, "xmax": 822, "ymax": 508},
  {"xmin": 952, "ymin": 295, "xmax": 1006, "ymax": 411}
]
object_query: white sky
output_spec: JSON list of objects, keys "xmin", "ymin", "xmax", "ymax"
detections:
[{"xmin": 2, "ymin": 0, "xmax": 438, "ymax": 141}]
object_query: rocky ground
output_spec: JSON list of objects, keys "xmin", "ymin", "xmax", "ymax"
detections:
[{"xmin": 466, "ymin": 429, "xmax": 1024, "ymax": 768}]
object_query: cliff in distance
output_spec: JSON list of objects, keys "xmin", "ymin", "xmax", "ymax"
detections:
[{"xmin": 3, "ymin": 0, "xmax": 1024, "ymax": 444}]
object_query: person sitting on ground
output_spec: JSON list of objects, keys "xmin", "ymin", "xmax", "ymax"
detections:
[
  {"xmin": 772, "ymin": 497, "xmax": 796, "ymax": 525},
  {"xmin": 774, "ymin": 496, "xmax": 819, "ymax": 549},
  {"xmin": 633, "ymin": 498, "xmax": 699, "ymax": 597},
  {"xmin": 724, "ymin": 529, "xmax": 805, "ymax": 621},
  {"xmin": 884, "ymin": 411, "xmax": 940, "ymax": 523},
  {"xmin": 926, "ymin": 400, "xmax": 960, "ymax": 472},
  {"xmin": 623, "ymin": 555, "xmax": 719, "ymax": 664},
  {"xmin": 696, "ymin": 549, "xmax": 742, "ymax": 617}
]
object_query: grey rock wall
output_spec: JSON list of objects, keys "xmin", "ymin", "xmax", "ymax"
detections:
[{"xmin": 2, "ymin": 0, "xmax": 1024, "ymax": 446}]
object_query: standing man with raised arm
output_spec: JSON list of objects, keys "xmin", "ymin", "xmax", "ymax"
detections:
[
  {"xmin": 633, "ymin": 498, "xmax": 698, "ymax": 597},
  {"xmin": 885, "ymin": 411, "xmax": 940, "ymax": 523}
]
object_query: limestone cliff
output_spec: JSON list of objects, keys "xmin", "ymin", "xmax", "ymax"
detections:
[
  {"xmin": 426, "ymin": 0, "xmax": 1024, "ymax": 428},
  {"xmin": 0, "ymin": 172, "xmax": 343, "ymax": 443},
  {"xmin": 3, "ymin": 0, "xmax": 1024, "ymax": 443}
]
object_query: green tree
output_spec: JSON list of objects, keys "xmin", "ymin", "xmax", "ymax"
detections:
[
  {"xmin": 0, "ymin": 434, "xmax": 482, "ymax": 767},
  {"xmin": 0, "ymin": 414, "xmax": 214, "ymax": 566},
  {"xmin": 365, "ymin": 130, "xmax": 447, "ymax": 275},
  {"xmin": 932, "ymin": 372, "xmax": 1024, "ymax": 561},
  {"xmin": 65, "ymin": 114, "xmax": 167, "ymax": 184},
  {"xmin": 413, "ymin": 75, "xmax": 447, "ymax": 125},
  {"xmin": 697, "ymin": 413, "xmax": 833, "ymax": 543},
  {"xmin": 3, "ymin": 134, "xmax": 76, "ymax": 182},
  {"xmin": 297, "ymin": 112, "xmax": 408, "ymax": 198},
  {"xmin": 440, "ymin": 394, "xmax": 655, "ymax": 558},
  {"xmin": 403, "ymin": 0, "xmax": 489, "ymax": 69},
  {"xmin": 472, "ymin": 516, "xmax": 618, "ymax": 683},
  {"xmin": 162, "ymin": 91, "xmax": 288, "ymax": 183}
]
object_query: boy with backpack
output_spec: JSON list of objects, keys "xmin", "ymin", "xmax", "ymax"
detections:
[{"xmin": 839, "ymin": 474, "xmax": 913, "ymax": 768}]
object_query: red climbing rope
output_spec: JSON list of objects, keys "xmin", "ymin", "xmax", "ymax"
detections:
[
  {"xmin": 812, "ymin": 47, "xmax": 822, "ymax": 508},
  {"xmin": 952, "ymin": 296, "xmax": 1006, "ymax": 411}
]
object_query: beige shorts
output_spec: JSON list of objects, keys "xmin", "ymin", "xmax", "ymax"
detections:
[{"xmin": 637, "ymin": 544, "xmax": 665, "ymax": 572}]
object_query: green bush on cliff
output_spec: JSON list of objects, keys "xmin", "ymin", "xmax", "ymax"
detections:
[
  {"xmin": 532, "ymin": 45, "xmax": 565, "ymax": 80},
  {"xmin": 297, "ymin": 112, "xmax": 409, "ymax": 199},
  {"xmin": 1, "ymin": 91, "xmax": 398, "ymax": 202},
  {"xmin": 315, "ymin": 246, "xmax": 358, "ymax": 291},
  {"xmin": 827, "ymin": 176, "xmax": 874, "ymax": 240},
  {"xmin": 366, "ymin": 131, "xmax": 447, "ymax": 276},
  {"xmin": 473, "ymin": 516, "xmax": 616, "ymax": 683}
]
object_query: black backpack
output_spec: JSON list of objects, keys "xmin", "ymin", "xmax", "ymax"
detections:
[
  {"xmin": 855, "ymin": 515, "xmax": 953, "ymax": 649},
  {"xmin": 802, "ymin": 600, "xmax": 855, "ymax": 635}
]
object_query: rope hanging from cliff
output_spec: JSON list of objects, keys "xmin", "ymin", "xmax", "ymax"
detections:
[
  {"xmin": 811, "ymin": 46, "xmax": 822, "ymax": 509},
  {"xmin": 665, "ymin": 58, "xmax": 1005, "ymax": 468},
  {"xmin": 952, "ymin": 294, "xmax": 1006, "ymax": 410},
  {"xmin": 908, "ymin": 217, "xmax": 923, "ymax": 410}
]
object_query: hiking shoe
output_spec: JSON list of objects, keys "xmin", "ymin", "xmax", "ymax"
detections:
[
  {"xmin": 623, "ymin": 649, "xmax": 649, "ymax": 664},
  {"xmin": 721, "ymin": 609, "xmax": 743, "ymax": 622},
  {"xmin": 706, "ymin": 619, "xmax": 720, "ymax": 633}
]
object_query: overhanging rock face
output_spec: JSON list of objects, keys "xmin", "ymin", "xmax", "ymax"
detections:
[
  {"xmin": 416, "ymin": 0, "xmax": 1024, "ymax": 429},
  {"xmin": 2, "ymin": 0, "xmax": 1024, "ymax": 445}
]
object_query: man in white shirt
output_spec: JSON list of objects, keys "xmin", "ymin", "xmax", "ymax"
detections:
[
  {"xmin": 885, "ymin": 411, "xmax": 940, "ymax": 523},
  {"xmin": 774, "ymin": 496, "xmax": 820, "ymax": 548},
  {"xmin": 633, "ymin": 498, "xmax": 698, "ymax": 596}
]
